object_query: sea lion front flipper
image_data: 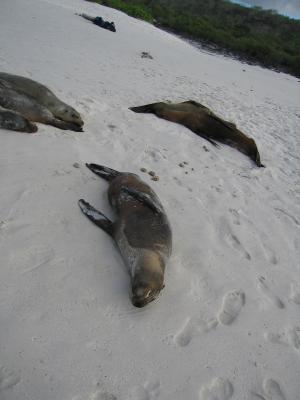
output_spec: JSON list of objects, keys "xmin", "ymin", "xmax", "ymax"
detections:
[
  {"xmin": 196, "ymin": 131, "xmax": 219, "ymax": 147},
  {"xmin": 78, "ymin": 199, "xmax": 113, "ymax": 236},
  {"xmin": 121, "ymin": 187, "xmax": 163, "ymax": 215},
  {"xmin": 48, "ymin": 118, "xmax": 83, "ymax": 132},
  {"xmin": 129, "ymin": 103, "xmax": 158, "ymax": 114},
  {"xmin": 86, "ymin": 163, "xmax": 121, "ymax": 181}
]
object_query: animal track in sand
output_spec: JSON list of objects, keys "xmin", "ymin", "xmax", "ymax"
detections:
[
  {"xmin": 252, "ymin": 378, "xmax": 287, "ymax": 400},
  {"xmin": 145, "ymin": 147, "xmax": 164, "ymax": 162},
  {"xmin": 287, "ymin": 326, "xmax": 300, "ymax": 350},
  {"xmin": 218, "ymin": 290, "xmax": 245, "ymax": 325},
  {"xmin": 174, "ymin": 317, "xmax": 218, "ymax": 347},
  {"xmin": 260, "ymin": 242, "xmax": 278, "ymax": 265},
  {"xmin": 89, "ymin": 391, "xmax": 117, "ymax": 400},
  {"xmin": 219, "ymin": 217, "xmax": 251, "ymax": 260},
  {"xmin": 0, "ymin": 365, "xmax": 21, "ymax": 390},
  {"xmin": 11, "ymin": 245, "xmax": 55, "ymax": 274},
  {"xmin": 289, "ymin": 283, "xmax": 300, "ymax": 304},
  {"xmin": 263, "ymin": 378, "xmax": 286, "ymax": 400},
  {"xmin": 174, "ymin": 289, "xmax": 244, "ymax": 346},
  {"xmin": 264, "ymin": 326, "xmax": 300, "ymax": 352},
  {"xmin": 199, "ymin": 377, "xmax": 233, "ymax": 400},
  {"xmin": 129, "ymin": 380, "xmax": 160, "ymax": 400},
  {"xmin": 228, "ymin": 208, "xmax": 241, "ymax": 225},
  {"xmin": 227, "ymin": 209, "xmax": 278, "ymax": 264},
  {"xmin": 274, "ymin": 207, "xmax": 300, "ymax": 226},
  {"xmin": 257, "ymin": 277, "xmax": 284, "ymax": 309},
  {"xmin": 227, "ymin": 233, "xmax": 251, "ymax": 260}
]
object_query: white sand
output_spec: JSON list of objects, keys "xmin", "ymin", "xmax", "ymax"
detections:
[{"xmin": 0, "ymin": 0, "xmax": 299, "ymax": 399}]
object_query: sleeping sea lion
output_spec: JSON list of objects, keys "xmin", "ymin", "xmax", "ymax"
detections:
[
  {"xmin": 0, "ymin": 106, "xmax": 37, "ymax": 133},
  {"xmin": 78, "ymin": 163, "xmax": 172, "ymax": 308},
  {"xmin": 130, "ymin": 100, "xmax": 264, "ymax": 167},
  {"xmin": 0, "ymin": 72, "xmax": 83, "ymax": 131}
]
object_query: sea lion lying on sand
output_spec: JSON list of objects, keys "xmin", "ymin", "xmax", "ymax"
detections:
[
  {"xmin": 78, "ymin": 163, "xmax": 172, "ymax": 308},
  {"xmin": 130, "ymin": 100, "xmax": 264, "ymax": 167},
  {"xmin": 0, "ymin": 72, "xmax": 83, "ymax": 132},
  {"xmin": 0, "ymin": 106, "xmax": 37, "ymax": 133}
]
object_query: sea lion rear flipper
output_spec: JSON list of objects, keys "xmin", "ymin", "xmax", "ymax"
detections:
[
  {"xmin": 86, "ymin": 163, "xmax": 121, "ymax": 181},
  {"xmin": 196, "ymin": 131, "xmax": 219, "ymax": 147},
  {"xmin": 204, "ymin": 136, "xmax": 219, "ymax": 147},
  {"xmin": 129, "ymin": 104, "xmax": 157, "ymax": 114},
  {"xmin": 78, "ymin": 199, "xmax": 113, "ymax": 236},
  {"xmin": 121, "ymin": 187, "xmax": 163, "ymax": 215}
]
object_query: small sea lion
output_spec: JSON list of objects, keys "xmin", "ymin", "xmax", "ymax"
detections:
[
  {"xmin": 78, "ymin": 163, "xmax": 172, "ymax": 308},
  {"xmin": 130, "ymin": 100, "xmax": 264, "ymax": 167},
  {"xmin": 0, "ymin": 106, "xmax": 37, "ymax": 133},
  {"xmin": 0, "ymin": 72, "xmax": 83, "ymax": 131}
]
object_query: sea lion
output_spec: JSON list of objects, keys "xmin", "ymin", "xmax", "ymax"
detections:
[
  {"xmin": 78, "ymin": 163, "xmax": 172, "ymax": 308},
  {"xmin": 130, "ymin": 100, "xmax": 264, "ymax": 167},
  {"xmin": 0, "ymin": 106, "xmax": 37, "ymax": 133},
  {"xmin": 0, "ymin": 72, "xmax": 83, "ymax": 131}
]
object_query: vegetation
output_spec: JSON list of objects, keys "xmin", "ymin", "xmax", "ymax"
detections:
[{"xmin": 91, "ymin": 0, "xmax": 300, "ymax": 77}]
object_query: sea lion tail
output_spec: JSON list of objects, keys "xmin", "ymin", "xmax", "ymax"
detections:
[{"xmin": 86, "ymin": 163, "xmax": 121, "ymax": 181}]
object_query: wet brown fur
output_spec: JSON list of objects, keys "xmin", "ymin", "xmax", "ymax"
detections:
[
  {"xmin": 130, "ymin": 101, "xmax": 264, "ymax": 167},
  {"xmin": 0, "ymin": 72, "xmax": 83, "ymax": 132},
  {"xmin": 79, "ymin": 165, "xmax": 172, "ymax": 308}
]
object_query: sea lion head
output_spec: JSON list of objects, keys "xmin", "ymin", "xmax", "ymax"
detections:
[
  {"xmin": 131, "ymin": 255, "xmax": 165, "ymax": 308},
  {"xmin": 0, "ymin": 110, "xmax": 38, "ymax": 133},
  {"xmin": 56, "ymin": 104, "xmax": 84, "ymax": 128}
]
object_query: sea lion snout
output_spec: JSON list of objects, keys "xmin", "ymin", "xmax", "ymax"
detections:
[
  {"xmin": 26, "ymin": 121, "xmax": 38, "ymax": 133},
  {"xmin": 131, "ymin": 270, "xmax": 164, "ymax": 308},
  {"xmin": 131, "ymin": 286, "xmax": 161, "ymax": 308}
]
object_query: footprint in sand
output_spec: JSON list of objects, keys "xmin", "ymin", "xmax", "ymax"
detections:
[
  {"xmin": 174, "ymin": 290, "xmax": 244, "ymax": 346},
  {"xmin": 257, "ymin": 277, "xmax": 284, "ymax": 309},
  {"xmin": 289, "ymin": 283, "xmax": 300, "ymax": 305},
  {"xmin": 219, "ymin": 217, "xmax": 251, "ymax": 260},
  {"xmin": 129, "ymin": 380, "xmax": 160, "ymax": 400},
  {"xmin": 199, "ymin": 377, "xmax": 233, "ymax": 400},
  {"xmin": 218, "ymin": 290, "xmax": 245, "ymax": 325},
  {"xmin": 0, "ymin": 365, "xmax": 21, "ymax": 390},
  {"xmin": 263, "ymin": 378, "xmax": 286, "ymax": 400},
  {"xmin": 287, "ymin": 326, "xmax": 300, "ymax": 350},
  {"xmin": 89, "ymin": 390, "xmax": 117, "ymax": 400},
  {"xmin": 228, "ymin": 208, "xmax": 241, "ymax": 226},
  {"xmin": 261, "ymin": 243, "xmax": 278, "ymax": 266},
  {"xmin": 174, "ymin": 317, "xmax": 218, "ymax": 347},
  {"xmin": 264, "ymin": 326, "xmax": 300, "ymax": 352}
]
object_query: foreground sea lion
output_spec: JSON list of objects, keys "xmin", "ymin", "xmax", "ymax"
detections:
[
  {"xmin": 130, "ymin": 100, "xmax": 264, "ymax": 167},
  {"xmin": 0, "ymin": 72, "xmax": 83, "ymax": 132},
  {"xmin": 78, "ymin": 163, "xmax": 172, "ymax": 308},
  {"xmin": 0, "ymin": 106, "xmax": 37, "ymax": 133}
]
